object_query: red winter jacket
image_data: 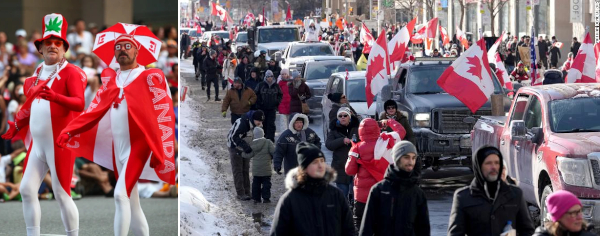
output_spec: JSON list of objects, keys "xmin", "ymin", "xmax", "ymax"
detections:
[
  {"xmin": 277, "ymin": 79, "xmax": 291, "ymax": 114},
  {"xmin": 345, "ymin": 118, "xmax": 406, "ymax": 203}
]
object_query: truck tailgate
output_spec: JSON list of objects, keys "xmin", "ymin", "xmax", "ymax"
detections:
[{"xmin": 471, "ymin": 116, "xmax": 507, "ymax": 156}]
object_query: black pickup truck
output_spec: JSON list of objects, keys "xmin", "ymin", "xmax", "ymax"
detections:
[{"xmin": 376, "ymin": 58, "xmax": 511, "ymax": 171}]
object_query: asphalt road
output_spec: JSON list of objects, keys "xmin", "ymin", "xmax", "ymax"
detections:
[{"xmin": 0, "ymin": 196, "xmax": 177, "ymax": 235}]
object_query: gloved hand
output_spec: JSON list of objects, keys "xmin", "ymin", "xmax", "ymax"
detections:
[
  {"xmin": 222, "ymin": 111, "xmax": 227, "ymax": 117},
  {"xmin": 298, "ymin": 95, "xmax": 306, "ymax": 101},
  {"xmin": 1, "ymin": 121, "xmax": 17, "ymax": 140},
  {"xmin": 56, "ymin": 133, "xmax": 71, "ymax": 148},
  {"xmin": 244, "ymin": 147, "xmax": 253, "ymax": 154},
  {"xmin": 39, "ymin": 86, "xmax": 57, "ymax": 102},
  {"xmin": 150, "ymin": 157, "xmax": 162, "ymax": 168},
  {"xmin": 274, "ymin": 166, "xmax": 282, "ymax": 175}
]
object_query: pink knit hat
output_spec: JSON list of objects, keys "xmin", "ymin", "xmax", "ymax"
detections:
[{"xmin": 546, "ymin": 190, "xmax": 582, "ymax": 222}]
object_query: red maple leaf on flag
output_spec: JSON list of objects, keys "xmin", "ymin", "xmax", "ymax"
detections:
[
  {"xmin": 367, "ymin": 55, "xmax": 386, "ymax": 82},
  {"xmin": 466, "ymin": 56, "xmax": 483, "ymax": 81},
  {"xmin": 390, "ymin": 42, "xmax": 407, "ymax": 63},
  {"xmin": 571, "ymin": 51, "xmax": 586, "ymax": 72}
]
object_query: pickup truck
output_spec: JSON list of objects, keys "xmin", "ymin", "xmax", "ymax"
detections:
[
  {"xmin": 471, "ymin": 83, "xmax": 600, "ymax": 227},
  {"xmin": 247, "ymin": 25, "xmax": 301, "ymax": 58},
  {"xmin": 377, "ymin": 58, "xmax": 511, "ymax": 171}
]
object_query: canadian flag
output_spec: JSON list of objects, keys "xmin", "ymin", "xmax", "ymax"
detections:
[
  {"xmin": 595, "ymin": 42, "xmax": 600, "ymax": 80},
  {"xmin": 360, "ymin": 23, "xmax": 374, "ymax": 54},
  {"xmin": 439, "ymin": 25, "xmax": 450, "ymax": 46},
  {"xmin": 487, "ymin": 31, "xmax": 506, "ymax": 62},
  {"xmin": 388, "ymin": 17, "xmax": 416, "ymax": 67},
  {"xmin": 410, "ymin": 24, "xmax": 427, "ymax": 44},
  {"xmin": 212, "ymin": 3, "xmax": 227, "ymax": 22},
  {"xmin": 456, "ymin": 26, "xmax": 469, "ymax": 50},
  {"xmin": 437, "ymin": 38, "xmax": 494, "ymax": 113},
  {"xmin": 243, "ymin": 12, "xmax": 255, "ymax": 27},
  {"xmin": 494, "ymin": 52, "xmax": 514, "ymax": 94},
  {"xmin": 211, "ymin": 1, "xmax": 219, "ymax": 16},
  {"xmin": 566, "ymin": 33, "xmax": 598, "ymax": 83},
  {"xmin": 426, "ymin": 17, "xmax": 438, "ymax": 39},
  {"xmin": 366, "ymin": 30, "xmax": 390, "ymax": 108}
]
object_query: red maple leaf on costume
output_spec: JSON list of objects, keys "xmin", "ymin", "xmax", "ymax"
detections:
[
  {"xmin": 390, "ymin": 42, "xmax": 407, "ymax": 63},
  {"xmin": 367, "ymin": 54, "xmax": 386, "ymax": 82},
  {"xmin": 571, "ymin": 51, "xmax": 586, "ymax": 72},
  {"xmin": 466, "ymin": 56, "xmax": 483, "ymax": 81}
]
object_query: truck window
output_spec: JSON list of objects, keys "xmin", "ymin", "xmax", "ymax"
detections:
[
  {"xmin": 549, "ymin": 97, "xmax": 600, "ymax": 132},
  {"xmin": 406, "ymin": 67, "xmax": 446, "ymax": 94},
  {"xmin": 524, "ymin": 96, "xmax": 542, "ymax": 129},
  {"xmin": 330, "ymin": 78, "xmax": 340, "ymax": 94},
  {"xmin": 258, "ymin": 28, "xmax": 299, "ymax": 43},
  {"xmin": 510, "ymin": 95, "xmax": 530, "ymax": 122},
  {"xmin": 290, "ymin": 45, "xmax": 334, "ymax": 57}
]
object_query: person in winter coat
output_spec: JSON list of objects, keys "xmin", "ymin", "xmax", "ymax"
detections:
[
  {"xmin": 325, "ymin": 107, "xmax": 360, "ymax": 201},
  {"xmin": 448, "ymin": 146, "xmax": 535, "ymax": 236},
  {"xmin": 538, "ymin": 36, "xmax": 549, "ymax": 69},
  {"xmin": 504, "ymin": 48, "xmax": 516, "ymax": 73},
  {"xmin": 241, "ymin": 127, "xmax": 275, "ymax": 204},
  {"xmin": 192, "ymin": 39, "xmax": 202, "ymax": 77},
  {"xmin": 196, "ymin": 46, "xmax": 209, "ymax": 88},
  {"xmin": 570, "ymin": 37, "xmax": 581, "ymax": 58},
  {"xmin": 327, "ymin": 93, "xmax": 359, "ymax": 122},
  {"xmin": 271, "ymin": 142, "xmax": 355, "ymax": 236},
  {"xmin": 222, "ymin": 78, "xmax": 257, "ymax": 124},
  {"xmin": 549, "ymin": 42, "xmax": 561, "ymax": 68},
  {"xmin": 510, "ymin": 62, "xmax": 529, "ymax": 82},
  {"xmin": 254, "ymin": 70, "xmax": 283, "ymax": 142},
  {"xmin": 346, "ymin": 118, "xmax": 407, "ymax": 228},
  {"xmin": 288, "ymin": 71, "xmax": 311, "ymax": 115},
  {"xmin": 379, "ymin": 100, "xmax": 415, "ymax": 145},
  {"xmin": 359, "ymin": 141, "xmax": 430, "ymax": 236},
  {"xmin": 254, "ymin": 50, "xmax": 268, "ymax": 74},
  {"xmin": 203, "ymin": 50, "xmax": 222, "ymax": 101},
  {"xmin": 235, "ymin": 56, "xmax": 252, "ymax": 82},
  {"xmin": 267, "ymin": 59, "xmax": 281, "ymax": 79},
  {"xmin": 245, "ymin": 67, "xmax": 261, "ymax": 92},
  {"xmin": 274, "ymin": 113, "xmax": 321, "ymax": 175},
  {"xmin": 561, "ymin": 52, "xmax": 573, "ymax": 72},
  {"xmin": 226, "ymin": 110, "xmax": 265, "ymax": 201},
  {"xmin": 533, "ymin": 190, "xmax": 595, "ymax": 236},
  {"xmin": 277, "ymin": 69, "xmax": 292, "ymax": 120},
  {"xmin": 222, "ymin": 52, "xmax": 237, "ymax": 90}
]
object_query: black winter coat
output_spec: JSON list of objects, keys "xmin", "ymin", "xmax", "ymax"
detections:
[
  {"xmin": 274, "ymin": 113, "xmax": 321, "ymax": 174},
  {"xmin": 271, "ymin": 167, "xmax": 355, "ymax": 236},
  {"xmin": 359, "ymin": 165, "xmax": 430, "ymax": 236},
  {"xmin": 235, "ymin": 62, "xmax": 252, "ymax": 82},
  {"xmin": 532, "ymin": 225, "xmax": 597, "ymax": 236},
  {"xmin": 550, "ymin": 46, "xmax": 561, "ymax": 63},
  {"xmin": 448, "ymin": 180, "xmax": 535, "ymax": 236},
  {"xmin": 196, "ymin": 50, "xmax": 208, "ymax": 73},
  {"xmin": 202, "ymin": 56, "xmax": 220, "ymax": 79},
  {"xmin": 226, "ymin": 111, "xmax": 260, "ymax": 152},
  {"xmin": 255, "ymin": 80, "xmax": 283, "ymax": 110},
  {"xmin": 268, "ymin": 64, "xmax": 282, "ymax": 79},
  {"xmin": 325, "ymin": 117, "xmax": 360, "ymax": 185}
]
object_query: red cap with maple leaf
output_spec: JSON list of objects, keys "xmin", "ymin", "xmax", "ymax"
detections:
[{"xmin": 34, "ymin": 13, "xmax": 70, "ymax": 52}]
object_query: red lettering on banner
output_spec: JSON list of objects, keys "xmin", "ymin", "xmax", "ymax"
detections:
[
  {"xmin": 158, "ymin": 123, "xmax": 173, "ymax": 142},
  {"xmin": 98, "ymin": 34, "xmax": 105, "ymax": 44},
  {"xmin": 150, "ymin": 41, "xmax": 156, "ymax": 53},
  {"xmin": 155, "ymin": 104, "xmax": 171, "ymax": 123}
]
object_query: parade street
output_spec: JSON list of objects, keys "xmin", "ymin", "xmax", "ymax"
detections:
[
  {"xmin": 0, "ymin": 197, "xmax": 177, "ymax": 236},
  {"xmin": 179, "ymin": 58, "xmax": 474, "ymax": 235}
]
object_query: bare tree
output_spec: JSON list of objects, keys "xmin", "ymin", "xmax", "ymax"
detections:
[
  {"xmin": 482, "ymin": 0, "xmax": 510, "ymax": 36},
  {"xmin": 423, "ymin": 0, "xmax": 435, "ymax": 19},
  {"xmin": 455, "ymin": 0, "xmax": 465, "ymax": 30}
]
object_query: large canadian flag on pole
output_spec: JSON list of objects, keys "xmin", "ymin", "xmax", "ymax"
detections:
[
  {"xmin": 388, "ymin": 17, "xmax": 416, "ymax": 67},
  {"xmin": 437, "ymin": 38, "xmax": 494, "ymax": 113},
  {"xmin": 360, "ymin": 23, "xmax": 375, "ymax": 54},
  {"xmin": 494, "ymin": 52, "xmax": 514, "ymax": 94},
  {"xmin": 487, "ymin": 31, "xmax": 506, "ymax": 62},
  {"xmin": 456, "ymin": 26, "xmax": 469, "ymax": 50},
  {"xmin": 566, "ymin": 33, "xmax": 598, "ymax": 83},
  {"xmin": 366, "ymin": 30, "xmax": 390, "ymax": 108},
  {"xmin": 410, "ymin": 25, "xmax": 427, "ymax": 44},
  {"xmin": 439, "ymin": 25, "xmax": 450, "ymax": 46}
]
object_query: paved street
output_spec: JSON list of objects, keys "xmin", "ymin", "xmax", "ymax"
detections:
[{"xmin": 0, "ymin": 196, "xmax": 177, "ymax": 235}]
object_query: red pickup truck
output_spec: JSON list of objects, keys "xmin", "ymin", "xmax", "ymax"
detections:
[{"xmin": 471, "ymin": 83, "xmax": 600, "ymax": 226}]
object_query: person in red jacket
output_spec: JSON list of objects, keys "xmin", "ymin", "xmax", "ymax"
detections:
[
  {"xmin": 510, "ymin": 62, "xmax": 529, "ymax": 82},
  {"xmin": 277, "ymin": 69, "xmax": 291, "ymax": 121},
  {"xmin": 345, "ymin": 118, "xmax": 406, "ymax": 229},
  {"xmin": 1, "ymin": 13, "xmax": 86, "ymax": 236}
]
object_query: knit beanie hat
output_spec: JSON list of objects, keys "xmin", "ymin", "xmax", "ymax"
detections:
[
  {"xmin": 296, "ymin": 142, "xmax": 325, "ymax": 169},
  {"xmin": 291, "ymin": 70, "xmax": 301, "ymax": 79},
  {"xmin": 328, "ymin": 93, "xmax": 343, "ymax": 103},
  {"xmin": 253, "ymin": 127, "xmax": 264, "ymax": 139},
  {"xmin": 546, "ymin": 190, "xmax": 582, "ymax": 222},
  {"xmin": 384, "ymin": 100, "xmax": 397, "ymax": 109},
  {"xmin": 264, "ymin": 70, "xmax": 274, "ymax": 80},
  {"xmin": 252, "ymin": 110, "xmax": 265, "ymax": 122},
  {"xmin": 337, "ymin": 107, "xmax": 352, "ymax": 117},
  {"xmin": 391, "ymin": 141, "xmax": 417, "ymax": 167}
]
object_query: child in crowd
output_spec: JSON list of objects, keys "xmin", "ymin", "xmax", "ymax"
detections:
[{"xmin": 242, "ymin": 127, "xmax": 275, "ymax": 204}]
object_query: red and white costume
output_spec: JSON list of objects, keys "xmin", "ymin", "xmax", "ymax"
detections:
[
  {"xmin": 4, "ymin": 13, "xmax": 85, "ymax": 236},
  {"xmin": 60, "ymin": 65, "xmax": 176, "ymax": 235}
]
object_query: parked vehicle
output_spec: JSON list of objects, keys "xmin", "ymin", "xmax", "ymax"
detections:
[
  {"xmin": 279, "ymin": 41, "xmax": 335, "ymax": 71},
  {"xmin": 471, "ymin": 83, "xmax": 600, "ymax": 227},
  {"xmin": 247, "ymin": 25, "xmax": 300, "ymax": 58},
  {"xmin": 232, "ymin": 32, "xmax": 248, "ymax": 54},
  {"xmin": 299, "ymin": 56, "xmax": 356, "ymax": 116},
  {"xmin": 199, "ymin": 31, "xmax": 230, "ymax": 45},
  {"xmin": 321, "ymin": 71, "xmax": 377, "ymax": 138},
  {"xmin": 376, "ymin": 58, "xmax": 511, "ymax": 171}
]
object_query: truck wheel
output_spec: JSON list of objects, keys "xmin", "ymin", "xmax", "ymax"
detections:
[{"xmin": 539, "ymin": 184, "xmax": 553, "ymax": 226}]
